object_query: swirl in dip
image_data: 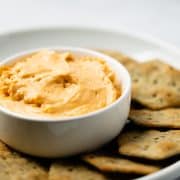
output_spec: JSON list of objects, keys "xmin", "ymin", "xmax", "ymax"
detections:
[{"xmin": 0, "ymin": 50, "xmax": 120, "ymax": 118}]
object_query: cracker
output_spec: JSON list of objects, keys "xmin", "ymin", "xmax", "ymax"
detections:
[
  {"xmin": 118, "ymin": 130, "xmax": 180, "ymax": 160},
  {"xmin": 0, "ymin": 141, "xmax": 48, "ymax": 180},
  {"xmin": 97, "ymin": 50, "xmax": 138, "ymax": 71},
  {"xmin": 0, "ymin": 141, "xmax": 12, "ymax": 158},
  {"xmin": 130, "ymin": 60, "xmax": 180, "ymax": 109},
  {"xmin": 129, "ymin": 108, "xmax": 180, "ymax": 128},
  {"xmin": 82, "ymin": 154, "xmax": 160, "ymax": 175},
  {"xmin": 49, "ymin": 159, "xmax": 107, "ymax": 180}
]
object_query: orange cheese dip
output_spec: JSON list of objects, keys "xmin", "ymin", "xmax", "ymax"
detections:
[{"xmin": 0, "ymin": 50, "xmax": 120, "ymax": 118}]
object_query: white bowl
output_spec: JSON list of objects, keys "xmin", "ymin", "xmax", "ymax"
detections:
[{"xmin": 0, "ymin": 47, "xmax": 131, "ymax": 157}]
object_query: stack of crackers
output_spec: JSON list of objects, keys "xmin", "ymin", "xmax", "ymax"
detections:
[{"xmin": 0, "ymin": 50, "xmax": 179, "ymax": 180}]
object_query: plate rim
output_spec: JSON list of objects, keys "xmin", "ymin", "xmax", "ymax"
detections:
[
  {"xmin": 0, "ymin": 25, "xmax": 180, "ymax": 58},
  {"xmin": 0, "ymin": 25, "xmax": 179, "ymax": 180}
]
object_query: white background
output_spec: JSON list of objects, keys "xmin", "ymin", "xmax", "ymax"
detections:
[{"xmin": 0, "ymin": 0, "xmax": 180, "ymax": 47}]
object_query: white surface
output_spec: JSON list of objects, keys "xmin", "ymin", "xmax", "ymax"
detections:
[{"xmin": 0, "ymin": 0, "xmax": 180, "ymax": 47}]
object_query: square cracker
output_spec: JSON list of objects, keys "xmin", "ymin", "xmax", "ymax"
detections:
[
  {"xmin": 129, "ymin": 108, "xmax": 180, "ymax": 128},
  {"xmin": 99, "ymin": 52, "xmax": 180, "ymax": 109},
  {"xmin": 118, "ymin": 130, "xmax": 180, "ymax": 160},
  {"xmin": 82, "ymin": 154, "xmax": 160, "ymax": 175},
  {"xmin": 49, "ymin": 159, "xmax": 107, "ymax": 180},
  {"xmin": 130, "ymin": 60, "xmax": 180, "ymax": 109},
  {"xmin": 97, "ymin": 50, "xmax": 138, "ymax": 71},
  {"xmin": 0, "ymin": 141, "xmax": 48, "ymax": 180}
]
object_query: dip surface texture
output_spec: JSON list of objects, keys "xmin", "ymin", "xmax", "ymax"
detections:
[{"xmin": 0, "ymin": 50, "xmax": 120, "ymax": 118}]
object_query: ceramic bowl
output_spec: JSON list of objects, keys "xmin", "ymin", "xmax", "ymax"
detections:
[{"xmin": 0, "ymin": 47, "xmax": 131, "ymax": 157}]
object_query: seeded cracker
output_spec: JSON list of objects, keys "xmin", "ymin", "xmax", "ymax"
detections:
[
  {"xmin": 82, "ymin": 154, "xmax": 160, "ymax": 175},
  {"xmin": 0, "ymin": 141, "xmax": 48, "ymax": 180},
  {"xmin": 98, "ymin": 51, "xmax": 180, "ymax": 109},
  {"xmin": 118, "ymin": 130, "xmax": 180, "ymax": 160},
  {"xmin": 129, "ymin": 108, "xmax": 180, "ymax": 128},
  {"xmin": 130, "ymin": 60, "xmax": 180, "ymax": 109},
  {"xmin": 97, "ymin": 50, "xmax": 138, "ymax": 71},
  {"xmin": 49, "ymin": 159, "xmax": 107, "ymax": 180}
]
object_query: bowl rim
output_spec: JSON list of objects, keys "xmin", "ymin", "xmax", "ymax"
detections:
[{"xmin": 0, "ymin": 46, "xmax": 131, "ymax": 122}]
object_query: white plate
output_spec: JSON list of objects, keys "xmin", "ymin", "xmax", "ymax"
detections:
[{"xmin": 0, "ymin": 26, "xmax": 179, "ymax": 180}]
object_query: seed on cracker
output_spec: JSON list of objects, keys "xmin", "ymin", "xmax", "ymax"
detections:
[
  {"xmin": 129, "ymin": 108, "xmax": 180, "ymax": 128},
  {"xmin": 118, "ymin": 130, "xmax": 180, "ymax": 160},
  {"xmin": 130, "ymin": 60, "xmax": 180, "ymax": 109},
  {"xmin": 82, "ymin": 154, "xmax": 160, "ymax": 175},
  {"xmin": 49, "ymin": 159, "xmax": 107, "ymax": 180}
]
